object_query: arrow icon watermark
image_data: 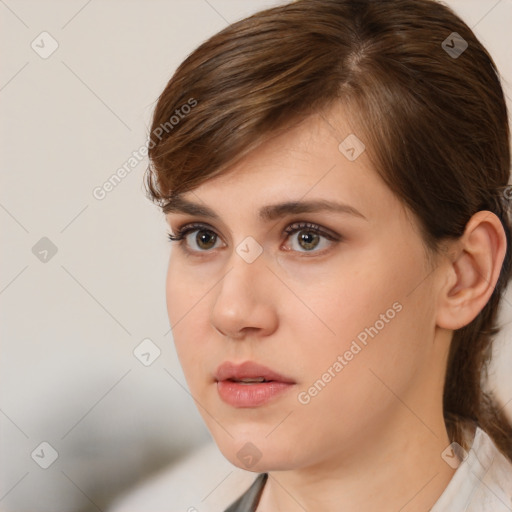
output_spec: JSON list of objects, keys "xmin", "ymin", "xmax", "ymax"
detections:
[
  {"xmin": 235, "ymin": 236, "xmax": 263, "ymax": 263},
  {"xmin": 31, "ymin": 441, "xmax": 59, "ymax": 469},
  {"xmin": 133, "ymin": 338, "xmax": 161, "ymax": 366},
  {"xmin": 338, "ymin": 133, "xmax": 366, "ymax": 161}
]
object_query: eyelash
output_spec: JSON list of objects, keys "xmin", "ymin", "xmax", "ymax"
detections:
[{"xmin": 167, "ymin": 222, "xmax": 341, "ymax": 253}]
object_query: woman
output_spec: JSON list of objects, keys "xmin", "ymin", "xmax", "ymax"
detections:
[{"xmin": 144, "ymin": 0, "xmax": 512, "ymax": 510}]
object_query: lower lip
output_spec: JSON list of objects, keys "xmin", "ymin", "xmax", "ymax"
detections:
[{"xmin": 217, "ymin": 380, "xmax": 294, "ymax": 407}]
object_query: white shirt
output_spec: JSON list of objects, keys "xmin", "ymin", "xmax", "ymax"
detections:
[{"xmin": 431, "ymin": 426, "xmax": 512, "ymax": 511}]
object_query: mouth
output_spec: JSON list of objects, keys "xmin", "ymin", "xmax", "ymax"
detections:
[
  {"xmin": 215, "ymin": 360, "xmax": 295, "ymax": 384},
  {"xmin": 214, "ymin": 361, "xmax": 296, "ymax": 408},
  {"xmin": 228, "ymin": 377, "xmax": 269, "ymax": 383}
]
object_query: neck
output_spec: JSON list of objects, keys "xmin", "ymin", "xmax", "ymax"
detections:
[{"xmin": 256, "ymin": 411, "xmax": 457, "ymax": 512}]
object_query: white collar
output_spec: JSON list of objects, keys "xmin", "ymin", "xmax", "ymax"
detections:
[{"xmin": 431, "ymin": 426, "xmax": 512, "ymax": 511}]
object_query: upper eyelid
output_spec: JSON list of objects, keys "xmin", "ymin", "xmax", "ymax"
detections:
[
  {"xmin": 177, "ymin": 222, "xmax": 212, "ymax": 231},
  {"xmin": 173, "ymin": 220, "xmax": 336, "ymax": 236},
  {"xmin": 172, "ymin": 221, "xmax": 218, "ymax": 235},
  {"xmin": 283, "ymin": 221, "xmax": 340, "ymax": 240}
]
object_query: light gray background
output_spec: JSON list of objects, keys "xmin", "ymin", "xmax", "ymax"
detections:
[{"xmin": 1, "ymin": 1, "xmax": 511, "ymax": 511}]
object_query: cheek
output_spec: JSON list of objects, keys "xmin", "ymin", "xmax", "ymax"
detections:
[
  {"xmin": 288, "ymin": 299, "xmax": 415, "ymax": 445},
  {"xmin": 165, "ymin": 261, "xmax": 212, "ymax": 373},
  {"xmin": 165, "ymin": 258, "xmax": 209, "ymax": 325},
  {"xmin": 287, "ymin": 251, "xmax": 426, "ymax": 390},
  {"xmin": 282, "ymin": 261, "xmax": 393, "ymax": 347}
]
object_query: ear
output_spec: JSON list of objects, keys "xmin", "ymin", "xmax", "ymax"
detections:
[{"xmin": 436, "ymin": 210, "xmax": 507, "ymax": 331}]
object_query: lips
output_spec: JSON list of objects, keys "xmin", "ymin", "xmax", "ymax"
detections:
[
  {"xmin": 215, "ymin": 361, "xmax": 295, "ymax": 384},
  {"xmin": 215, "ymin": 361, "xmax": 296, "ymax": 408}
]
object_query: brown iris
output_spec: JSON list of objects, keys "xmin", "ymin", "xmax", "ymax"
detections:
[
  {"xmin": 196, "ymin": 230, "xmax": 217, "ymax": 250},
  {"xmin": 298, "ymin": 230, "xmax": 320, "ymax": 251}
]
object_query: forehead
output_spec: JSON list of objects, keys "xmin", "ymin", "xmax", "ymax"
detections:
[
  {"xmin": 165, "ymin": 106, "xmax": 415, "ymax": 237},
  {"xmin": 179, "ymin": 111, "xmax": 388, "ymax": 212}
]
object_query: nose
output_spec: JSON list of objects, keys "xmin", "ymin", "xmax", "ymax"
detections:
[{"xmin": 210, "ymin": 251, "xmax": 279, "ymax": 340}]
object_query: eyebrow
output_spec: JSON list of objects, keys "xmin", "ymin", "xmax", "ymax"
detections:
[{"xmin": 164, "ymin": 195, "xmax": 367, "ymax": 221}]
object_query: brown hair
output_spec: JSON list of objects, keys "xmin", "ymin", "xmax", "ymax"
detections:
[{"xmin": 144, "ymin": 0, "xmax": 512, "ymax": 460}]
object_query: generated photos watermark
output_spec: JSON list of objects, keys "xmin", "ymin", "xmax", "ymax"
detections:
[
  {"xmin": 92, "ymin": 98, "xmax": 197, "ymax": 201},
  {"xmin": 298, "ymin": 301, "xmax": 403, "ymax": 404}
]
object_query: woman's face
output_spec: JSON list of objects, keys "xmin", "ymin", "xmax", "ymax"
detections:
[{"xmin": 165, "ymin": 108, "xmax": 449, "ymax": 472}]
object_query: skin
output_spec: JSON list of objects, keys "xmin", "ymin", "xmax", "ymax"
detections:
[{"xmin": 164, "ymin": 105, "xmax": 506, "ymax": 512}]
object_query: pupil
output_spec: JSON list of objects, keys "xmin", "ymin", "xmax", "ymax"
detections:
[
  {"xmin": 299, "ymin": 231, "xmax": 319, "ymax": 250},
  {"xmin": 197, "ymin": 230, "xmax": 215, "ymax": 249}
]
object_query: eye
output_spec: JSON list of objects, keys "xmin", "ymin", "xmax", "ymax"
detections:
[
  {"xmin": 168, "ymin": 221, "xmax": 341, "ymax": 254},
  {"xmin": 167, "ymin": 223, "xmax": 225, "ymax": 252},
  {"xmin": 283, "ymin": 222, "xmax": 340, "ymax": 253}
]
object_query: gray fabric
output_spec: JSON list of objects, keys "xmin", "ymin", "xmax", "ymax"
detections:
[{"xmin": 224, "ymin": 473, "xmax": 268, "ymax": 512}]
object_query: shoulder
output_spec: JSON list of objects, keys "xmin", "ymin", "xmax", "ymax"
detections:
[
  {"xmin": 107, "ymin": 440, "xmax": 258, "ymax": 512},
  {"xmin": 432, "ymin": 427, "xmax": 512, "ymax": 512}
]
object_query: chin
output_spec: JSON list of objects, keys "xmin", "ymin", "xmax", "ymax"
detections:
[{"xmin": 214, "ymin": 435, "xmax": 300, "ymax": 473}]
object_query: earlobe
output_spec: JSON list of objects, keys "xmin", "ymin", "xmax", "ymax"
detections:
[{"xmin": 436, "ymin": 211, "xmax": 507, "ymax": 331}]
